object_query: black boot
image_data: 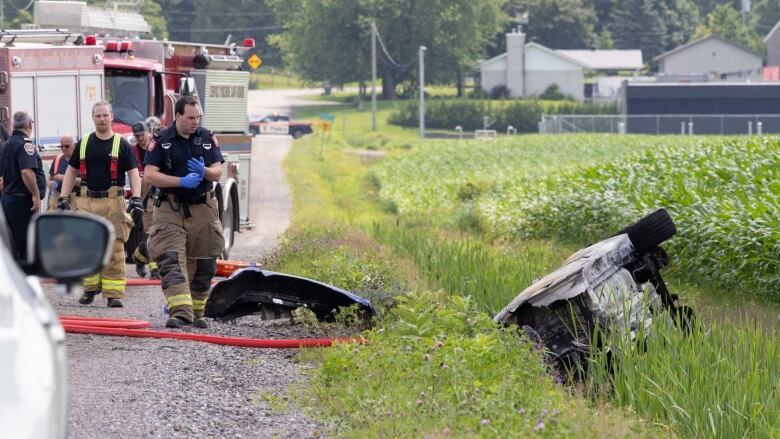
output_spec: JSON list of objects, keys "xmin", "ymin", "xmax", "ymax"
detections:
[
  {"xmin": 107, "ymin": 298, "xmax": 123, "ymax": 308},
  {"xmin": 78, "ymin": 290, "xmax": 99, "ymax": 305},
  {"xmin": 135, "ymin": 263, "xmax": 148, "ymax": 278},
  {"xmin": 193, "ymin": 318, "xmax": 208, "ymax": 329},
  {"xmin": 165, "ymin": 316, "xmax": 191, "ymax": 329}
]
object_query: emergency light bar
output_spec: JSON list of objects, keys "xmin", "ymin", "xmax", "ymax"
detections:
[
  {"xmin": 0, "ymin": 29, "xmax": 82, "ymax": 45},
  {"xmin": 104, "ymin": 40, "xmax": 134, "ymax": 53}
]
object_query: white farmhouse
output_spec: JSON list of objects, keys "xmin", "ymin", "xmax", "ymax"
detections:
[{"xmin": 476, "ymin": 31, "xmax": 642, "ymax": 100}]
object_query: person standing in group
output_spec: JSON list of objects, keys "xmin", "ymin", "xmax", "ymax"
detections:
[
  {"xmin": 47, "ymin": 134, "xmax": 79, "ymax": 211},
  {"xmin": 129, "ymin": 121, "xmax": 159, "ymax": 279},
  {"xmin": 0, "ymin": 111, "xmax": 46, "ymax": 260},
  {"xmin": 58, "ymin": 101, "xmax": 144, "ymax": 308},
  {"xmin": 144, "ymin": 96, "xmax": 225, "ymax": 329}
]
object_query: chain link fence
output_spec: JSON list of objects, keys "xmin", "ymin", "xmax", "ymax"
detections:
[{"xmin": 539, "ymin": 114, "xmax": 780, "ymax": 135}]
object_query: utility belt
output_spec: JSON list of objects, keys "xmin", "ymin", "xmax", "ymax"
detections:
[
  {"xmin": 154, "ymin": 189, "xmax": 215, "ymax": 218},
  {"xmin": 51, "ymin": 187, "xmax": 81, "ymax": 198},
  {"xmin": 79, "ymin": 187, "xmax": 124, "ymax": 198}
]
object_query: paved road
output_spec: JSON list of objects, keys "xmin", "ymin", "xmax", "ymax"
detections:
[{"xmin": 44, "ymin": 89, "xmax": 333, "ymax": 438}]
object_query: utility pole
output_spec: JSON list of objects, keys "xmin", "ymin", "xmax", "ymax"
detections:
[
  {"xmin": 371, "ymin": 20, "xmax": 377, "ymax": 132},
  {"xmin": 419, "ymin": 46, "xmax": 426, "ymax": 139}
]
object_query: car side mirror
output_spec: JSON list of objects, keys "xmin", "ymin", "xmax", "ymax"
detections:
[{"xmin": 27, "ymin": 213, "xmax": 114, "ymax": 283}]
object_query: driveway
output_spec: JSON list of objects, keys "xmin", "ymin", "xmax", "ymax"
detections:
[{"xmin": 45, "ymin": 88, "xmax": 335, "ymax": 438}]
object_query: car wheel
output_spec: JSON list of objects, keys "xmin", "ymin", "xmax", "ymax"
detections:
[
  {"xmin": 614, "ymin": 208, "xmax": 676, "ymax": 253},
  {"xmin": 221, "ymin": 194, "xmax": 235, "ymax": 259},
  {"xmin": 291, "ymin": 129, "xmax": 303, "ymax": 139}
]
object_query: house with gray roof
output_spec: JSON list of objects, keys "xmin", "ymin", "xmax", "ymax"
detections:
[
  {"xmin": 653, "ymin": 35, "xmax": 763, "ymax": 80},
  {"xmin": 476, "ymin": 31, "xmax": 642, "ymax": 100}
]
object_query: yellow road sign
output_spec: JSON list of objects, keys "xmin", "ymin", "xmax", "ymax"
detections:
[{"xmin": 247, "ymin": 53, "xmax": 262, "ymax": 70}]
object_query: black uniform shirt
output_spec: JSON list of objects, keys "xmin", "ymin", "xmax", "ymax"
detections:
[
  {"xmin": 1, "ymin": 130, "xmax": 46, "ymax": 196},
  {"xmin": 68, "ymin": 133, "xmax": 137, "ymax": 191},
  {"xmin": 144, "ymin": 126, "xmax": 224, "ymax": 201}
]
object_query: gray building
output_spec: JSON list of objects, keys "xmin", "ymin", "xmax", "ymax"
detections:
[
  {"xmin": 764, "ymin": 20, "xmax": 780, "ymax": 66},
  {"xmin": 653, "ymin": 35, "xmax": 763, "ymax": 80},
  {"xmin": 476, "ymin": 31, "xmax": 641, "ymax": 100}
]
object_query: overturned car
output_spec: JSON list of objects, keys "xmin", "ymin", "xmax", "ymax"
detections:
[{"xmin": 494, "ymin": 209, "xmax": 694, "ymax": 370}]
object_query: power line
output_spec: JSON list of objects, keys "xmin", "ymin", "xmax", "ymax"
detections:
[{"xmin": 373, "ymin": 25, "xmax": 416, "ymax": 71}]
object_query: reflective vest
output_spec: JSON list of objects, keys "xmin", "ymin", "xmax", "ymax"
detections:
[{"xmin": 78, "ymin": 133, "xmax": 121, "ymax": 186}]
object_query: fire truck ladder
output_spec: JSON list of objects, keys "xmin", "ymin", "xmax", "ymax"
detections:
[{"xmin": 0, "ymin": 29, "xmax": 83, "ymax": 45}]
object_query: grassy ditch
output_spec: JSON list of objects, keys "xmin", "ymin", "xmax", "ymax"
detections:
[
  {"xmin": 279, "ymin": 98, "xmax": 779, "ymax": 437},
  {"xmin": 587, "ymin": 316, "xmax": 779, "ymax": 438}
]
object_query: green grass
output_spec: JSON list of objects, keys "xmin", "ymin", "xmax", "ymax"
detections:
[
  {"xmin": 250, "ymin": 70, "xmax": 311, "ymax": 90},
  {"xmin": 279, "ymin": 98, "xmax": 780, "ymax": 438},
  {"xmin": 302, "ymin": 290, "xmax": 655, "ymax": 438},
  {"xmin": 586, "ymin": 316, "xmax": 779, "ymax": 438}
]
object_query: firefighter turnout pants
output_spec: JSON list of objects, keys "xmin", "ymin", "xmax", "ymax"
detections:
[
  {"xmin": 148, "ymin": 192, "xmax": 224, "ymax": 323},
  {"xmin": 75, "ymin": 186, "xmax": 133, "ymax": 299},
  {"xmin": 132, "ymin": 189, "xmax": 158, "ymax": 272}
]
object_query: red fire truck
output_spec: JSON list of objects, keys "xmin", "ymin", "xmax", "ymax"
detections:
[
  {"xmin": 94, "ymin": 36, "xmax": 255, "ymax": 257},
  {"xmin": 0, "ymin": 29, "xmax": 254, "ymax": 257},
  {"xmin": 0, "ymin": 29, "xmax": 105, "ymax": 153}
]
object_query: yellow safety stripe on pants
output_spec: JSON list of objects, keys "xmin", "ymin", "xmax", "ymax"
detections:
[
  {"xmin": 83, "ymin": 274, "xmax": 101, "ymax": 290},
  {"xmin": 101, "ymin": 279, "xmax": 126, "ymax": 292},
  {"xmin": 192, "ymin": 297, "xmax": 207, "ymax": 313},
  {"xmin": 167, "ymin": 294, "xmax": 194, "ymax": 309}
]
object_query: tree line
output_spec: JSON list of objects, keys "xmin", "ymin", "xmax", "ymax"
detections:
[{"xmin": 3, "ymin": 0, "xmax": 779, "ymax": 97}]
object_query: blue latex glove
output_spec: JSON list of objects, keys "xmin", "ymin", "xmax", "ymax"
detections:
[
  {"xmin": 180, "ymin": 172, "xmax": 203, "ymax": 189},
  {"xmin": 187, "ymin": 157, "xmax": 205, "ymax": 179}
]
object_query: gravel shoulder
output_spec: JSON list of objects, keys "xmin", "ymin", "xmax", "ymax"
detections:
[{"xmin": 46, "ymin": 115, "xmax": 331, "ymax": 438}]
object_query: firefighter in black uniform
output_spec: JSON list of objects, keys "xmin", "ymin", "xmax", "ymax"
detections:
[
  {"xmin": 144, "ymin": 96, "xmax": 225, "ymax": 328},
  {"xmin": 0, "ymin": 111, "xmax": 45, "ymax": 260}
]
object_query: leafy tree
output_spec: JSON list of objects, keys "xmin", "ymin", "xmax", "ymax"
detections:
[
  {"xmin": 752, "ymin": 0, "xmax": 780, "ymax": 38},
  {"xmin": 610, "ymin": 0, "xmax": 668, "ymax": 61},
  {"xmin": 269, "ymin": 0, "xmax": 507, "ymax": 99},
  {"xmin": 511, "ymin": 0, "xmax": 598, "ymax": 49},
  {"xmin": 656, "ymin": 0, "xmax": 700, "ymax": 50},
  {"xmin": 694, "ymin": 3, "xmax": 764, "ymax": 53},
  {"xmin": 141, "ymin": 0, "xmax": 168, "ymax": 39},
  {"xmin": 159, "ymin": 0, "xmax": 282, "ymax": 66}
]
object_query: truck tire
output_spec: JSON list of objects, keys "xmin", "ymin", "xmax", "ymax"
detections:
[
  {"xmin": 291, "ymin": 128, "xmax": 303, "ymax": 139},
  {"xmin": 614, "ymin": 208, "xmax": 676, "ymax": 253}
]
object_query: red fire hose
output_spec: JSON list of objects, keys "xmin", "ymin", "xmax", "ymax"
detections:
[{"xmin": 59, "ymin": 316, "xmax": 363, "ymax": 348}]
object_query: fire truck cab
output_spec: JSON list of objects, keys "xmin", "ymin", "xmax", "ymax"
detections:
[{"xmin": 94, "ymin": 36, "xmax": 255, "ymax": 257}]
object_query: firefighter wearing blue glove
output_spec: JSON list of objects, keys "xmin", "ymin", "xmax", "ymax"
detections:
[{"xmin": 143, "ymin": 96, "xmax": 225, "ymax": 329}]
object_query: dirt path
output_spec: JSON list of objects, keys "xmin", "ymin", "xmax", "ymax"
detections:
[{"xmin": 45, "ymin": 89, "xmax": 333, "ymax": 438}]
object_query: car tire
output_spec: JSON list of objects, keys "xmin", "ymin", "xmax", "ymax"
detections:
[
  {"xmin": 291, "ymin": 129, "xmax": 303, "ymax": 139},
  {"xmin": 614, "ymin": 208, "xmax": 676, "ymax": 253}
]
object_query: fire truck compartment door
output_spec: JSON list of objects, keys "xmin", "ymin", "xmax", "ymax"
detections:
[
  {"xmin": 79, "ymin": 74, "xmax": 102, "ymax": 136},
  {"xmin": 11, "ymin": 76, "xmax": 34, "ymax": 133},
  {"xmin": 36, "ymin": 75, "xmax": 78, "ymax": 147}
]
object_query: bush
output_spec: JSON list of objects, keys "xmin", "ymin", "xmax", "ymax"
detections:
[
  {"xmin": 539, "ymin": 83, "xmax": 566, "ymax": 100},
  {"xmin": 389, "ymin": 99, "xmax": 617, "ymax": 133},
  {"xmin": 489, "ymin": 84, "xmax": 512, "ymax": 99}
]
